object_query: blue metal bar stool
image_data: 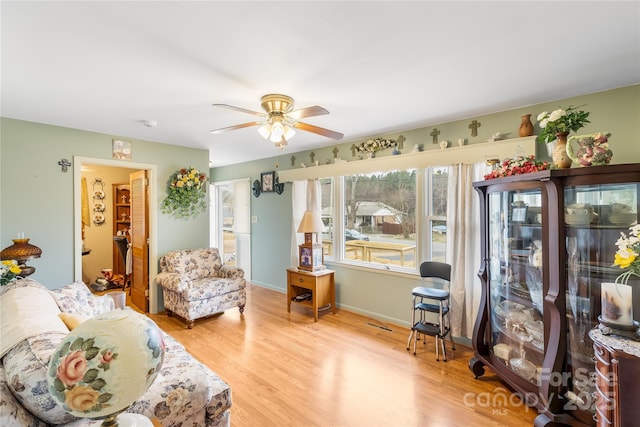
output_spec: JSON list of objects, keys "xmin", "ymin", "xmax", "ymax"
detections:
[{"xmin": 406, "ymin": 261, "xmax": 455, "ymax": 361}]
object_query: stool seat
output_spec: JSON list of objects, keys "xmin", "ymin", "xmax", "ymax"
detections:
[{"xmin": 411, "ymin": 286, "xmax": 449, "ymax": 300}]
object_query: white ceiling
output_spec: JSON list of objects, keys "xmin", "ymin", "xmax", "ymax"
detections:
[{"xmin": 2, "ymin": 1, "xmax": 639, "ymax": 167}]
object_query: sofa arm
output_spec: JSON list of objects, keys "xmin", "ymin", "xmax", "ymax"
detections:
[
  {"xmin": 156, "ymin": 272, "xmax": 192, "ymax": 293},
  {"xmin": 219, "ymin": 264, "xmax": 245, "ymax": 279}
]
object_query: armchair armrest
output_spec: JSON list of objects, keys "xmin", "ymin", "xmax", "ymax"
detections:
[
  {"xmin": 219, "ymin": 265, "xmax": 245, "ymax": 279},
  {"xmin": 156, "ymin": 272, "xmax": 192, "ymax": 293}
]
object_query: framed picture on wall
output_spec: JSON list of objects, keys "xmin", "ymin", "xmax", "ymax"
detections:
[
  {"xmin": 112, "ymin": 139, "xmax": 132, "ymax": 160},
  {"xmin": 261, "ymin": 171, "xmax": 275, "ymax": 193}
]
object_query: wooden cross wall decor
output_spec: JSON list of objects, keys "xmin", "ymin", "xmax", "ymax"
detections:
[
  {"xmin": 468, "ymin": 120, "xmax": 481, "ymax": 137},
  {"xmin": 397, "ymin": 135, "xmax": 405, "ymax": 150},
  {"xmin": 351, "ymin": 144, "xmax": 357, "ymax": 157},
  {"xmin": 332, "ymin": 147, "xmax": 339, "ymax": 159},
  {"xmin": 430, "ymin": 128, "xmax": 440, "ymax": 144},
  {"xmin": 290, "ymin": 155, "xmax": 296, "ymax": 167},
  {"xmin": 309, "ymin": 151, "xmax": 316, "ymax": 164}
]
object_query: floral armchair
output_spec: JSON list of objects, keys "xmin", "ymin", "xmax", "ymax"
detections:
[{"xmin": 156, "ymin": 248, "xmax": 246, "ymax": 328}]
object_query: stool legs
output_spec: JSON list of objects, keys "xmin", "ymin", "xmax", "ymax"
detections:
[{"xmin": 406, "ymin": 294, "xmax": 454, "ymax": 361}]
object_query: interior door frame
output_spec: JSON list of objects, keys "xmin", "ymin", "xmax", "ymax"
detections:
[{"xmin": 73, "ymin": 156, "xmax": 159, "ymax": 313}]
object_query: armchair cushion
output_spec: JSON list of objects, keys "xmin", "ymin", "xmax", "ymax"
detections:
[{"xmin": 161, "ymin": 248, "xmax": 223, "ymax": 280}]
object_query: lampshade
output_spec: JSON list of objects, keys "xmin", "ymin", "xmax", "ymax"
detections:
[
  {"xmin": 47, "ymin": 309, "xmax": 165, "ymax": 426},
  {"xmin": 297, "ymin": 211, "xmax": 326, "ymax": 234},
  {"xmin": 0, "ymin": 238, "xmax": 42, "ymax": 277}
]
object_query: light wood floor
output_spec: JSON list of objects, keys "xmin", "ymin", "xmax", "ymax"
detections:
[{"xmin": 145, "ymin": 284, "xmax": 538, "ymax": 427}]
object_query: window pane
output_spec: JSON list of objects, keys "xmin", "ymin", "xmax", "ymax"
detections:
[
  {"xmin": 343, "ymin": 170, "xmax": 416, "ymax": 269},
  {"xmin": 320, "ymin": 178, "xmax": 333, "ymax": 257},
  {"xmin": 426, "ymin": 167, "xmax": 448, "ymax": 263}
]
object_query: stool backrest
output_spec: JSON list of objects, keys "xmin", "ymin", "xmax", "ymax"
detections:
[{"xmin": 419, "ymin": 261, "xmax": 451, "ymax": 282}]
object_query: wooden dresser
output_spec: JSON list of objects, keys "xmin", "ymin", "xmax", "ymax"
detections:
[{"xmin": 589, "ymin": 328, "xmax": 640, "ymax": 427}]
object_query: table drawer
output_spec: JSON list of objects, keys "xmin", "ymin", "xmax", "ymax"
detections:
[{"xmin": 289, "ymin": 271, "xmax": 314, "ymax": 288}]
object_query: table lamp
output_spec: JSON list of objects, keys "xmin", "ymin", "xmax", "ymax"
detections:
[
  {"xmin": 47, "ymin": 309, "xmax": 165, "ymax": 426},
  {"xmin": 0, "ymin": 235, "xmax": 42, "ymax": 277},
  {"xmin": 297, "ymin": 211, "xmax": 326, "ymax": 271}
]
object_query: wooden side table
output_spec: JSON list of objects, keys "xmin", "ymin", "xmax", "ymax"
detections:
[{"xmin": 287, "ymin": 268, "xmax": 335, "ymax": 321}]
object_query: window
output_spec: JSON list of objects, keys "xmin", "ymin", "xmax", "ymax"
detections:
[{"xmin": 315, "ymin": 166, "xmax": 447, "ymax": 273}]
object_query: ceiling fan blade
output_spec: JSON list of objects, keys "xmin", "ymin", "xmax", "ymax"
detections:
[
  {"xmin": 286, "ymin": 105, "xmax": 329, "ymax": 120},
  {"xmin": 293, "ymin": 121, "xmax": 344, "ymax": 140},
  {"xmin": 210, "ymin": 121, "xmax": 262, "ymax": 134},
  {"xmin": 212, "ymin": 104, "xmax": 265, "ymax": 117}
]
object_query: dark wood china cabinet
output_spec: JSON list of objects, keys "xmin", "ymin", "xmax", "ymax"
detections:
[{"xmin": 469, "ymin": 164, "xmax": 640, "ymax": 426}]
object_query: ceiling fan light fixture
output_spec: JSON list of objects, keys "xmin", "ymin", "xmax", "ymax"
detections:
[
  {"xmin": 258, "ymin": 123, "xmax": 271, "ymax": 140},
  {"xmin": 269, "ymin": 121, "xmax": 285, "ymax": 142},
  {"xmin": 283, "ymin": 124, "xmax": 295, "ymax": 140}
]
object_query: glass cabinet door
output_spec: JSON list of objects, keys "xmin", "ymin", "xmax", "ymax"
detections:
[
  {"xmin": 488, "ymin": 187, "xmax": 544, "ymax": 384},
  {"xmin": 563, "ymin": 182, "xmax": 639, "ymax": 414}
]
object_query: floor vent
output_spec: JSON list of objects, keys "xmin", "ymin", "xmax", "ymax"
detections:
[{"xmin": 366, "ymin": 321, "xmax": 393, "ymax": 332}]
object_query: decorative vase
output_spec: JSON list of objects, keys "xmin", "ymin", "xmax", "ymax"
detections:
[
  {"xmin": 600, "ymin": 282, "xmax": 634, "ymax": 326},
  {"xmin": 566, "ymin": 132, "xmax": 613, "ymax": 167},
  {"xmin": 518, "ymin": 114, "xmax": 534, "ymax": 137},
  {"xmin": 551, "ymin": 132, "xmax": 572, "ymax": 169}
]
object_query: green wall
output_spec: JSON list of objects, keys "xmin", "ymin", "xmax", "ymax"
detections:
[
  {"xmin": 0, "ymin": 118, "xmax": 210, "ymax": 290},
  {"xmin": 1, "ymin": 85, "xmax": 638, "ymax": 326},
  {"xmin": 212, "ymin": 85, "xmax": 640, "ymax": 328}
]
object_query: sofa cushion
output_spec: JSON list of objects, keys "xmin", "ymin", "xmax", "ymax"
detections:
[
  {"xmin": 0, "ymin": 279, "xmax": 69, "ymax": 358},
  {"xmin": 161, "ymin": 248, "xmax": 222, "ymax": 280},
  {"xmin": 3, "ymin": 332, "xmax": 77, "ymax": 425},
  {"xmin": 128, "ymin": 333, "xmax": 232, "ymax": 424},
  {"xmin": 49, "ymin": 280, "xmax": 114, "ymax": 317}
]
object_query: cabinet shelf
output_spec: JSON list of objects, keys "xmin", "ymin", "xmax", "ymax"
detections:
[{"xmin": 112, "ymin": 183, "xmax": 130, "ymax": 279}]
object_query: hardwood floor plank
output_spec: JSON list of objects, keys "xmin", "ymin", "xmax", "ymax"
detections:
[{"xmin": 146, "ymin": 284, "xmax": 537, "ymax": 426}]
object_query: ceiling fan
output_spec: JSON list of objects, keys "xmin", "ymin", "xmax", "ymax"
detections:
[{"xmin": 210, "ymin": 94, "xmax": 343, "ymax": 148}]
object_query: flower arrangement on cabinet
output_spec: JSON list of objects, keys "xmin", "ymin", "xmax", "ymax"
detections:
[
  {"xmin": 613, "ymin": 224, "xmax": 640, "ymax": 285},
  {"xmin": 161, "ymin": 166, "xmax": 208, "ymax": 219},
  {"xmin": 483, "ymin": 155, "xmax": 549, "ymax": 180},
  {"xmin": 355, "ymin": 137, "xmax": 397, "ymax": 154},
  {"xmin": 0, "ymin": 260, "xmax": 21, "ymax": 286},
  {"xmin": 535, "ymin": 105, "xmax": 590, "ymax": 143}
]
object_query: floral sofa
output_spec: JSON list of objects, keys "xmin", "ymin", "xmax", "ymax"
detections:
[
  {"xmin": 156, "ymin": 248, "xmax": 246, "ymax": 329},
  {"xmin": 0, "ymin": 279, "xmax": 232, "ymax": 426}
]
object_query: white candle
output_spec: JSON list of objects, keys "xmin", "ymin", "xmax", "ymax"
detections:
[{"xmin": 601, "ymin": 282, "xmax": 634, "ymax": 326}]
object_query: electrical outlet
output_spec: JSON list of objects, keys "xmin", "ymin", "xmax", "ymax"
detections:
[{"xmin": 251, "ymin": 216, "xmax": 258, "ymax": 223}]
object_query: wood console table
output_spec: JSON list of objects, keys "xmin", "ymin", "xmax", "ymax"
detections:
[
  {"xmin": 589, "ymin": 328, "xmax": 640, "ymax": 426},
  {"xmin": 287, "ymin": 268, "xmax": 335, "ymax": 321}
]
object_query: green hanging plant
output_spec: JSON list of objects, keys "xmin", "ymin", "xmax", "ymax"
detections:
[{"xmin": 161, "ymin": 166, "xmax": 208, "ymax": 219}]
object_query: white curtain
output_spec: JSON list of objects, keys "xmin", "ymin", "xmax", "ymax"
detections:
[
  {"xmin": 290, "ymin": 179, "xmax": 321, "ymax": 267},
  {"xmin": 446, "ymin": 161, "xmax": 491, "ymax": 339}
]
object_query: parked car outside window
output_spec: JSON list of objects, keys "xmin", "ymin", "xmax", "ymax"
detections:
[{"xmin": 345, "ymin": 229, "xmax": 370, "ymax": 241}]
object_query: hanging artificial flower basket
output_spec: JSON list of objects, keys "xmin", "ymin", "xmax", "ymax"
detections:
[{"xmin": 161, "ymin": 166, "xmax": 208, "ymax": 219}]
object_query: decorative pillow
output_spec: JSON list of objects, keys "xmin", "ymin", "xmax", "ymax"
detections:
[
  {"xmin": 49, "ymin": 280, "xmax": 114, "ymax": 317},
  {"xmin": 3, "ymin": 332, "xmax": 78, "ymax": 425},
  {"xmin": 58, "ymin": 312, "xmax": 88, "ymax": 330}
]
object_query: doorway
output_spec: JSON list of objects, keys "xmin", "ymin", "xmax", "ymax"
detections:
[
  {"xmin": 73, "ymin": 156, "xmax": 158, "ymax": 313},
  {"xmin": 211, "ymin": 179, "xmax": 251, "ymax": 281}
]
